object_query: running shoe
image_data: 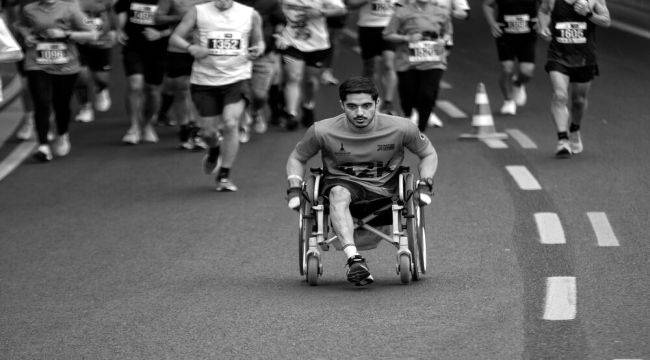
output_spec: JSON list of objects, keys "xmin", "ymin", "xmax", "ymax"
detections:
[
  {"xmin": 191, "ymin": 136, "xmax": 208, "ymax": 150},
  {"xmin": 301, "ymin": 105, "xmax": 314, "ymax": 127},
  {"xmin": 253, "ymin": 112, "xmax": 268, "ymax": 134},
  {"xmin": 500, "ymin": 100, "xmax": 516, "ymax": 115},
  {"xmin": 15, "ymin": 114, "xmax": 34, "ymax": 140},
  {"xmin": 239, "ymin": 124, "xmax": 251, "ymax": 143},
  {"xmin": 33, "ymin": 144, "xmax": 53, "ymax": 162},
  {"xmin": 142, "ymin": 124, "xmax": 159, "ymax": 143},
  {"xmin": 284, "ymin": 111, "xmax": 299, "ymax": 131},
  {"xmin": 513, "ymin": 85, "xmax": 527, "ymax": 106},
  {"xmin": 52, "ymin": 133, "xmax": 71, "ymax": 157},
  {"xmin": 569, "ymin": 131, "xmax": 583, "ymax": 154},
  {"xmin": 122, "ymin": 127, "xmax": 141, "ymax": 145},
  {"xmin": 555, "ymin": 139, "xmax": 572, "ymax": 158},
  {"xmin": 427, "ymin": 112, "xmax": 443, "ymax": 127},
  {"xmin": 346, "ymin": 255, "xmax": 374, "ymax": 286},
  {"xmin": 95, "ymin": 89, "xmax": 111, "ymax": 112},
  {"xmin": 215, "ymin": 177, "xmax": 238, "ymax": 192},
  {"xmin": 321, "ymin": 69, "xmax": 339, "ymax": 85},
  {"xmin": 202, "ymin": 146, "xmax": 221, "ymax": 174},
  {"xmin": 409, "ymin": 109, "xmax": 419, "ymax": 126},
  {"xmin": 75, "ymin": 104, "xmax": 95, "ymax": 123}
]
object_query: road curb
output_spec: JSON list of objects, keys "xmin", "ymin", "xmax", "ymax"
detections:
[{"xmin": 0, "ymin": 75, "xmax": 22, "ymax": 111}]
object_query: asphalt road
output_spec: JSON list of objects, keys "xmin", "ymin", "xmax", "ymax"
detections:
[{"xmin": 0, "ymin": 5, "xmax": 648, "ymax": 360}]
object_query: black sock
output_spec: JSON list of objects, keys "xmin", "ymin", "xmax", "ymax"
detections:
[
  {"xmin": 569, "ymin": 123, "xmax": 580, "ymax": 133},
  {"xmin": 158, "ymin": 93, "xmax": 174, "ymax": 117},
  {"xmin": 217, "ymin": 167, "xmax": 230, "ymax": 180},
  {"xmin": 179, "ymin": 124, "xmax": 191, "ymax": 142},
  {"xmin": 207, "ymin": 146, "xmax": 220, "ymax": 161},
  {"xmin": 558, "ymin": 131, "xmax": 569, "ymax": 140}
]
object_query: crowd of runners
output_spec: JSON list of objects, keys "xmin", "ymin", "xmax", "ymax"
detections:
[{"xmin": 1, "ymin": 0, "xmax": 610, "ymax": 190}]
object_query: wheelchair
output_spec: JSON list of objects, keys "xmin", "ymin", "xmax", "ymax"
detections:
[{"xmin": 297, "ymin": 167, "xmax": 429, "ymax": 286}]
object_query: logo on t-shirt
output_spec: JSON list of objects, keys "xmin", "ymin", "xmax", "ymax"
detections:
[
  {"xmin": 377, "ymin": 144, "xmax": 395, "ymax": 151},
  {"xmin": 335, "ymin": 142, "xmax": 350, "ymax": 156}
]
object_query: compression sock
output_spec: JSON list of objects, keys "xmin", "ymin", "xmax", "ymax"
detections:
[
  {"xmin": 569, "ymin": 123, "xmax": 580, "ymax": 132},
  {"xmin": 558, "ymin": 131, "xmax": 569, "ymax": 140}
]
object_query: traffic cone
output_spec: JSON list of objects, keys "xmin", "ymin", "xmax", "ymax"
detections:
[{"xmin": 459, "ymin": 82, "xmax": 508, "ymax": 140}]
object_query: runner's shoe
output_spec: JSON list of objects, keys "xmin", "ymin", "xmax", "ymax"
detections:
[
  {"xmin": 321, "ymin": 69, "xmax": 339, "ymax": 85},
  {"xmin": 52, "ymin": 133, "xmax": 71, "ymax": 157},
  {"xmin": 202, "ymin": 146, "xmax": 222, "ymax": 174},
  {"xmin": 122, "ymin": 127, "xmax": 141, "ymax": 145},
  {"xmin": 33, "ymin": 144, "xmax": 53, "ymax": 162},
  {"xmin": 409, "ymin": 109, "xmax": 419, "ymax": 126},
  {"xmin": 253, "ymin": 112, "xmax": 267, "ymax": 134},
  {"xmin": 284, "ymin": 111, "xmax": 299, "ymax": 131},
  {"xmin": 569, "ymin": 131, "xmax": 583, "ymax": 154},
  {"xmin": 215, "ymin": 177, "xmax": 238, "ymax": 192},
  {"xmin": 16, "ymin": 114, "xmax": 35, "ymax": 140},
  {"xmin": 500, "ymin": 100, "xmax": 516, "ymax": 115},
  {"xmin": 427, "ymin": 112, "xmax": 443, "ymax": 127},
  {"xmin": 513, "ymin": 85, "xmax": 527, "ymax": 106},
  {"xmin": 239, "ymin": 124, "xmax": 251, "ymax": 143},
  {"xmin": 95, "ymin": 89, "xmax": 112, "ymax": 112},
  {"xmin": 75, "ymin": 104, "xmax": 94, "ymax": 123},
  {"xmin": 346, "ymin": 255, "xmax": 374, "ymax": 286},
  {"xmin": 555, "ymin": 139, "xmax": 572, "ymax": 158},
  {"xmin": 191, "ymin": 136, "xmax": 208, "ymax": 150},
  {"xmin": 142, "ymin": 124, "xmax": 159, "ymax": 143},
  {"xmin": 301, "ymin": 105, "xmax": 314, "ymax": 127}
]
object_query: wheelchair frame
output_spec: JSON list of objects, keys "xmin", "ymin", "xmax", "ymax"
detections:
[{"xmin": 298, "ymin": 167, "xmax": 428, "ymax": 286}]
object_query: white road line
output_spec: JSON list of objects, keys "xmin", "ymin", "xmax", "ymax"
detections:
[
  {"xmin": 0, "ymin": 140, "xmax": 36, "ymax": 182},
  {"xmin": 543, "ymin": 276, "xmax": 577, "ymax": 320},
  {"xmin": 587, "ymin": 212, "xmax": 620, "ymax": 247},
  {"xmin": 505, "ymin": 165, "xmax": 541, "ymax": 190},
  {"xmin": 436, "ymin": 100, "xmax": 466, "ymax": 118},
  {"xmin": 482, "ymin": 139, "xmax": 508, "ymax": 149},
  {"xmin": 535, "ymin": 213, "xmax": 566, "ymax": 244},
  {"xmin": 611, "ymin": 20, "xmax": 650, "ymax": 40},
  {"xmin": 506, "ymin": 128, "xmax": 538, "ymax": 149}
]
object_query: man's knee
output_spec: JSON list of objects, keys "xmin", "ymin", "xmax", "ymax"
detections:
[
  {"xmin": 128, "ymin": 75, "xmax": 144, "ymax": 92},
  {"xmin": 329, "ymin": 186, "xmax": 352, "ymax": 207},
  {"xmin": 552, "ymin": 90, "xmax": 569, "ymax": 105}
]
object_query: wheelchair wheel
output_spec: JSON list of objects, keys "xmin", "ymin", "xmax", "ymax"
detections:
[
  {"xmin": 404, "ymin": 174, "xmax": 422, "ymax": 281},
  {"xmin": 399, "ymin": 254, "xmax": 411, "ymax": 284},
  {"xmin": 416, "ymin": 204, "xmax": 427, "ymax": 274},
  {"xmin": 306, "ymin": 255, "xmax": 320, "ymax": 286},
  {"xmin": 298, "ymin": 177, "xmax": 316, "ymax": 276}
]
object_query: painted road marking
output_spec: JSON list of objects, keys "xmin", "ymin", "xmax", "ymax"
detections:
[
  {"xmin": 440, "ymin": 80, "xmax": 452, "ymax": 90},
  {"xmin": 543, "ymin": 276, "xmax": 577, "ymax": 320},
  {"xmin": 506, "ymin": 128, "xmax": 538, "ymax": 149},
  {"xmin": 482, "ymin": 139, "xmax": 508, "ymax": 149},
  {"xmin": 535, "ymin": 213, "xmax": 566, "ymax": 244},
  {"xmin": 505, "ymin": 165, "xmax": 541, "ymax": 190},
  {"xmin": 436, "ymin": 100, "xmax": 466, "ymax": 118},
  {"xmin": 587, "ymin": 212, "xmax": 620, "ymax": 247},
  {"xmin": 0, "ymin": 140, "xmax": 36, "ymax": 182},
  {"xmin": 611, "ymin": 20, "xmax": 650, "ymax": 40}
]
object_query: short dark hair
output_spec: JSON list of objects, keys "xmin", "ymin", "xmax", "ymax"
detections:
[{"xmin": 338, "ymin": 76, "xmax": 379, "ymax": 102}]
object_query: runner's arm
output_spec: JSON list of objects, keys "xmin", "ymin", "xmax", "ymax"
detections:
[
  {"xmin": 482, "ymin": 0, "xmax": 503, "ymax": 37},
  {"xmin": 537, "ymin": 0, "xmax": 552, "ymax": 40},
  {"xmin": 68, "ymin": 5, "xmax": 99, "ymax": 42},
  {"xmin": 588, "ymin": 0, "xmax": 610, "ymax": 27},
  {"xmin": 169, "ymin": 6, "xmax": 196, "ymax": 50},
  {"xmin": 248, "ymin": 9, "xmax": 265, "ymax": 57}
]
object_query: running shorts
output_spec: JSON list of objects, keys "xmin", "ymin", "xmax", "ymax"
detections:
[
  {"xmin": 358, "ymin": 26, "xmax": 396, "ymax": 60},
  {"xmin": 78, "ymin": 45, "xmax": 112, "ymax": 72},
  {"xmin": 545, "ymin": 61, "xmax": 599, "ymax": 83},
  {"xmin": 495, "ymin": 34, "xmax": 537, "ymax": 63},
  {"xmin": 190, "ymin": 80, "xmax": 251, "ymax": 117},
  {"xmin": 122, "ymin": 40, "xmax": 167, "ymax": 85},
  {"xmin": 281, "ymin": 46, "xmax": 331, "ymax": 69},
  {"xmin": 165, "ymin": 51, "xmax": 194, "ymax": 78}
]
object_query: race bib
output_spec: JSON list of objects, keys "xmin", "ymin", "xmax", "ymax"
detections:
[
  {"xmin": 130, "ymin": 3, "xmax": 157, "ymax": 25},
  {"xmin": 206, "ymin": 31, "xmax": 243, "ymax": 56},
  {"xmin": 555, "ymin": 22, "xmax": 587, "ymax": 44},
  {"xmin": 504, "ymin": 14, "xmax": 530, "ymax": 34},
  {"xmin": 408, "ymin": 40, "xmax": 443, "ymax": 64},
  {"xmin": 370, "ymin": 0, "xmax": 393, "ymax": 16},
  {"xmin": 35, "ymin": 42, "xmax": 70, "ymax": 65},
  {"xmin": 84, "ymin": 17, "xmax": 104, "ymax": 32}
]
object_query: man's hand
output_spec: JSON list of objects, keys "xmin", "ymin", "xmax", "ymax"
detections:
[
  {"xmin": 573, "ymin": 0, "xmax": 590, "ymax": 16},
  {"xmin": 538, "ymin": 26, "xmax": 552, "ymax": 41},
  {"xmin": 417, "ymin": 178, "xmax": 434, "ymax": 206},
  {"xmin": 45, "ymin": 28, "xmax": 66, "ymax": 39},
  {"xmin": 286, "ymin": 187, "xmax": 302, "ymax": 210},
  {"xmin": 406, "ymin": 33, "xmax": 423, "ymax": 43},
  {"xmin": 117, "ymin": 29, "xmax": 129, "ymax": 45},
  {"xmin": 142, "ymin": 27, "xmax": 163, "ymax": 41},
  {"xmin": 247, "ymin": 44, "xmax": 263, "ymax": 60},
  {"xmin": 188, "ymin": 44, "xmax": 209, "ymax": 59},
  {"xmin": 273, "ymin": 33, "xmax": 290, "ymax": 50},
  {"xmin": 490, "ymin": 22, "xmax": 503, "ymax": 37}
]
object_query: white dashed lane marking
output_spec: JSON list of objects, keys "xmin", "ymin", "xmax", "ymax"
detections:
[
  {"xmin": 535, "ymin": 213, "xmax": 567, "ymax": 244},
  {"xmin": 435, "ymin": 99, "xmax": 465, "ymax": 118},
  {"xmin": 587, "ymin": 212, "xmax": 620, "ymax": 247},
  {"xmin": 505, "ymin": 165, "xmax": 542, "ymax": 190},
  {"xmin": 481, "ymin": 139, "xmax": 508, "ymax": 149},
  {"xmin": 543, "ymin": 276, "xmax": 577, "ymax": 320},
  {"xmin": 0, "ymin": 140, "xmax": 36, "ymax": 182},
  {"xmin": 505, "ymin": 128, "xmax": 538, "ymax": 149}
]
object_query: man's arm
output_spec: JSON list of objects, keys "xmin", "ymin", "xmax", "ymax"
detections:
[
  {"xmin": 286, "ymin": 150, "xmax": 308, "ymax": 188},
  {"xmin": 248, "ymin": 10, "xmax": 265, "ymax": 58},
  {"xmin": 587, "ymin": 0, "xmax": 610, "ymax": 27},
  {"xmin": 168, "ymin": 6, "xmax": 196, "ymax": 50},
  {"xmin": 482, "ymin": 0, "xmax": 503, "ymax": 37},
  {"xmin": 417, "ymin": 151, "xmax": 438, "ymax": 181},
  {"xmin": 537, "ymin": 0, "xmax": 552, "ymax": 40}
]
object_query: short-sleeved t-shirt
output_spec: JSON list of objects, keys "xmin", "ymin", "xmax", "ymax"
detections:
[
  {"xmin": 78, "ymin": 0, "xmax": 115, "ymax": 48},
  {"xmin": 21, "ymin": 0, "xmax": 91, "ymax": 74},
  {"xmin": 293, "ymin": 113, "xmax": 435, "ymax": 196},
  {"xmin": 114, "ymin": 0, "xmax": 168, "ymax": 45},
  {"xmin": 280, "ymin": 0, "xmax": 345, "ymax": 52}
]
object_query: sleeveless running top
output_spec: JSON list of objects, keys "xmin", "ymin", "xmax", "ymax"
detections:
[
  {"xmin": 280, "ymin": 0, "xmax": 345, "ymax": 52},
  {"xmin": 293, "ymin": 113, "xmax": 435, "ymax": 196},
  {"xmin": 357, "ymin": 0, "xmax": 398, "ymax": 28},
  {"xmin": 496, "ymin": 0, "xmax": 538, "ymax": 35},
  {"xmin": 547, "ymin": 0, "xmax": 597, "ymax": 67},
  {"xmin": 190, "ymin": 2, "xmax": 254, "ymax": 86}
]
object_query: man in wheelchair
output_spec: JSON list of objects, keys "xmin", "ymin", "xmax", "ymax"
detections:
[{"xmin": 285, "ymin": 76, "xmax": 438, "ymax": 286}]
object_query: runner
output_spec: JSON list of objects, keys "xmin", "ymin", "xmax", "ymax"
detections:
[
  {"xmin": 15, "ymin": 0, "xmax": 97, "ymax": 161},
  {"xmin": 483, "ymin": 0, "xmax": 539, "ymax": 115},
  {"xmin": 156, "ymin": 0, "xmax": 211, "ymax": 150},
  {"xmin": 275, "ymin": 0, "xmax": 346, "ymax": 130},
  {"xmin": 115, "ymin": 0, "xmax": 172, "ymax": 144},
  {"xmin": 169, "ymin": 0, "xmax": 264, "ymax": 191},
  {"xmin": 320, "ymin": 11, "xmax": 347, "ymax": 86},
  {"xmin": 346, "ymin": 0, "xmax": 398, "ymax": 115},
  {"xmin": 538, "ymin": 0, "xmax": 610, "ymax": 157},
  {"xmin": 383, "ymin": 0, "xmax": 452, "ymax": 132},
  {"xmin": 74, "ymin": 0, "xmax": 117, "ymax": 123}
]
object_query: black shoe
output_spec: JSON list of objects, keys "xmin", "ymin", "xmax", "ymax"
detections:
[
  {"xmin": 301, "ymin": 106, "xmax": 314, "ymax": 127},
  {"xmin": 346, "ymin": 255, "xmax": 374, "ymax": 286},
  {"xmin": 284, "ymin": 111, "xmax": 299, "ymax": 131}
]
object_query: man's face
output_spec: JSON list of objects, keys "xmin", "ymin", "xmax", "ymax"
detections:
[
  {"xmin": 341, "ymin": 93, "xmax": 378, "ymax": 129},
  {"xmin": 213, "ymin": 0, "xmax": 233, "ymax": 10}
]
